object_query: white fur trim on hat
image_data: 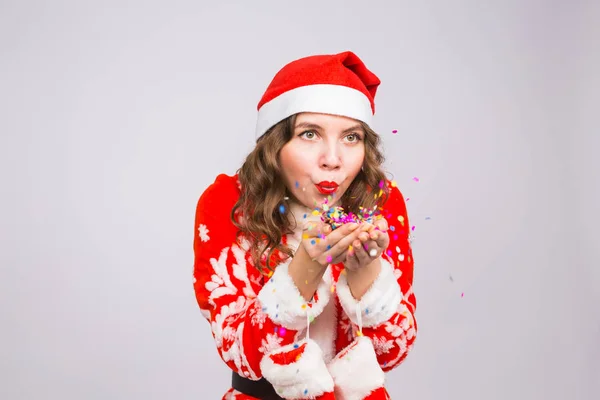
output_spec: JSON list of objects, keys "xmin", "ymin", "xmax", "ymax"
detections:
[
  {"xmin": 260, "ymin": 339, "xmax": 334, "ymax": 399},
  {"xmin": 328, "ymin": 336, "xmax": 385, "ymax": 400},
  {"xmin": 255, "ymin": 84, "xmax": 373, "ymax": 138},
  {"xmin": 257, "ymin": 260, "xmax": 333, "ymax": 330},
  {"xmin": 336, "ymin": 256, "xmax": 402, "ymax": 327}
]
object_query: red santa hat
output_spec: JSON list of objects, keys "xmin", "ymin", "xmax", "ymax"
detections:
[{"xmin": 255, "ymin": 51, "xmax": 381, "ymax": 139}]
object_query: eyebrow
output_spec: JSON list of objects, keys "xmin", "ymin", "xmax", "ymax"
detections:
[{"xmin": 294, "ymin": 122, "xmax": 364, "ymax": 134}]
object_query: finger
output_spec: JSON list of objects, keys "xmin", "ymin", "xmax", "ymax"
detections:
[
  {"xmin": 355, "ymin": 240, "xmax": 373, "ymax": 265},
  {"xmin": 375, "ymin": 231, "xmax": 390, "ymax": 248},
  {"xmin": 374, "ymin": 218, "xmax": 388, "ymax": 232},
  {"xmin": 362, "ymin": 240, "xmax": 379, "ymax": 257},
  {"xmin": 326, "ymin": 228, "xmax": 361, "ymax": 261}
]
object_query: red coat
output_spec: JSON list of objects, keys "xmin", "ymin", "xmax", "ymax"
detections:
[{"xmin": 193, "ymin": 174, "xmax": 417, "ymax": 399}]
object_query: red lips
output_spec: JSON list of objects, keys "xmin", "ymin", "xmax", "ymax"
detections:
[{"xmin": 316, "ymin": 181, "xmax": 339, "ymax": 194}]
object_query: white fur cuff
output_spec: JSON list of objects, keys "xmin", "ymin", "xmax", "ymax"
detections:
[
  {"xmin": 260, "ymin": 339, "xmax": 334, "ymax": 399},
  {"xmin": 336, "ymin": 256, "xmax": 402, "ymax": 327},
  {"xmin": 328, "ymin": 336, "xmax": 385, "ymax": 400},
  {"xmin": 257, "ymin": 260, "xmax": 332, "ymax": 330}
]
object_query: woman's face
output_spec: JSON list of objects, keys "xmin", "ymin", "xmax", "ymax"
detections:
[{"xmin": 279, "ymin": 112, "xmax": 366, "ymax": 209}]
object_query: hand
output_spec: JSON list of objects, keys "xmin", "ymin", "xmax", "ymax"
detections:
[
  {"xmin": 344, "ymin": 218, "xmax": 390, "ymax": 272},
  {"xmin": 301, "ymin": 220, "xmax": 362, "ymax": 268}
]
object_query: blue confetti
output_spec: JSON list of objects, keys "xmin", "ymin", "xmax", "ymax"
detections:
[
  {"xmin": 326, "ymin": 245, "xmax": 331, "ymax": 250},
  {"xmin": 366, "ymin": 308, "xmax": 370, "ymax": 315},
  {"xmin": 293, "ymin": 343, "xmax": 299, "ymax": 349},
  {"xmin": 304, "ymin": 389, "xmax": 308, "ymax": 395},
  {"xmin": 295, "ymin": 181, "xmax": 300, "ymax": 188},
  {"xmin": 311, "ymin": 239, "xmax": 316, "ymax": 245},
  {"xmin": 279, "ymin": 205, "xmax": 285, "ymax": 213},
  {"xmin": 390, "ymin": 226, "xmax": 395, "ymax": 231},
  {"xmin": 303, "ymin": 213, "xmax": 307, "ymax": 219}
]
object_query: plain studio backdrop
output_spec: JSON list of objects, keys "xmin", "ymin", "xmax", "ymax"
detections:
[{"xmin": 1, "ymin": 0, "xmax": 598, "ymax": 399}]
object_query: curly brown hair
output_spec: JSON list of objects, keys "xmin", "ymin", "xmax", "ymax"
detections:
[{"xmin": 231, "ymin": 114, "xmax": 390, "ymax": 272}]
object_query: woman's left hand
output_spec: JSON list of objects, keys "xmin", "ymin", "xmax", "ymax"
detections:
[{"xmin": 343, "ymin": 218, "xmax": 390, "ymax": 272}]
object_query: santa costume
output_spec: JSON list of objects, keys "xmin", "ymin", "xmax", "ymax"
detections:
[{"xmin": 193, "ymin": 51, "xmax": 417, "ymax": 399}]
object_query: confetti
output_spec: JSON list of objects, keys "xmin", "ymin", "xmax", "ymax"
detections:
[
  {"xmin": 320, "ymin": 205, "xmax": 381, "ymax": 230},
  {"xmin": 279, "ymin": 205, "xmax": 285, "ymax": 213},
  {"xmin": 411, "ymin": 226, "xmax": 415, "ymax": 231},
  {"xmin": 461, "ymin": 292, "xmax": 464, "ymax": 297},
  {"xmin": 326, "ymin": 255, "xmax": 333, "ymax": 263},
  {"xmin": 295, "ymin": 181, "xmax": 299, "ymax": 188},
  {"xmin": 413, "ymin": 177, "xmax": 419, "ymax": 182},
  {"xmin": 425, "ymin": 216, "xmax": 431, "ymax": 220},
  {"xmin": 392, "ymin": 130, "xmax": 398, "ymax": 134},
  {"xmin": 449, "ymin": 275, "xmax": 454, "ymax": 282},
  {"xmin": 279, "ymin": 327, "xmax": 287, "ymax": 336}
]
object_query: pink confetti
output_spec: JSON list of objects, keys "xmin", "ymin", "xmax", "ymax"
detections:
[
  {"xmin": 326, "ymin": 255, "xmax": 332, "ymax": 263},
  {"xmin": 392, "ymin": 130, "xmax": 398, "ymax": 134},
  {"xmin": 461, "ymin": 293, "xmax": 464, "ymax": 297},
  {"xmin": 411, "ymin": 226, "xmax": 415, "ymax": 231},
  {"xmin": 413, "ymin": 177, "xmax": 419, "ymax": 182},
  {"xmin": 279, "ymin": 327, "xmax": 287, "ymax": 336}
]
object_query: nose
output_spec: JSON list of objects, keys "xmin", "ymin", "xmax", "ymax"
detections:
[{"xmin": 320, "ymin": 142, "xmax": 341, "ymax": 170}]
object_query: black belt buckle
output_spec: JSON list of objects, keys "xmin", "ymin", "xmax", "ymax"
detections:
[{"xmin": 231, "ymin": 372, "xmax": 284, "ymax": 400}]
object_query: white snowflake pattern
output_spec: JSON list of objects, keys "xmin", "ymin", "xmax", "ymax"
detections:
[
  {"xmin": 372, "ymin": 336, "xmax": 395, "ymax": 355},
  {"xmin": 258, "ymin": 333, "xmax": 283, "ymax": 354},
  {"xmin": 249, "ymin": 302, "xmax": 267, "ymax": 329},
  {"xmin": 384, "ymin": 320, "xmax": 404, "ymax": 338},
  {"xmin": 198, "ymin": 223, "xmax": 210, "ymax": 242}
]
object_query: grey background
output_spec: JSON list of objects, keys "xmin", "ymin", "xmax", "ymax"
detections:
[{"xmin": 1, "ymin": 0, "xmax": 598, "ymax": 399}]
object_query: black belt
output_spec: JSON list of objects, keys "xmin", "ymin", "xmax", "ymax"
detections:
[{"xmin": 231, "ymin": 372, "xmax": 284, "ymax": 400}]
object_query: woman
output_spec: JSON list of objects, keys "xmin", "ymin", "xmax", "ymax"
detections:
[{"xmin": 193, "ymin": 51, "xmax": 417, "ymax": 400}]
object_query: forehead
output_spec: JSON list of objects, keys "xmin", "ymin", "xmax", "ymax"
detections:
[{"xmin": 294, "ymin": 112, "xmax": 363, "ymax": 130}]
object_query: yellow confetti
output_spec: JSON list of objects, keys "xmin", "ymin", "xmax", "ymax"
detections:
[
  {"xmin": 302, "ymin": 233, "xmax": 309, "ymax": 239},
  {"xmin": 312, "ymin": 210, "xmax": 320, "ymax": 216},
  {"xmin": 391, "ymin": 180, "xmax": 397, "ymax": 187},
  {"xmin": 349, "ymin": 244, "xmax": 353, "ymax": 251},
  {"xmin": 356, "ymin": 331, "xmax": 363, "ymax": 337},
  {"xmin": 301, "ymin": 304, "xmax": 307, "ymax": 310}
]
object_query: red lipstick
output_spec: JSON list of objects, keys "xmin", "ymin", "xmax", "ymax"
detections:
[{"xmin": 316, "ymin": 181, "xmax": 339, "ymax": 195}]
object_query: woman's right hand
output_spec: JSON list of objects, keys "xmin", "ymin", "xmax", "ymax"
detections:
[{"xmin": 301, "ymin": 220, "xmax": 361, "ymax": 268}]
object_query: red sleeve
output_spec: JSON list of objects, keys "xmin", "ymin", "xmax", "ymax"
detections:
[
  {"xmin": 193, "ymin": 174, "xmax": 333, "ymax": 380},
  {"xmin": 335, "ymin": 182, "xmax": 417, "ymax": 371}
]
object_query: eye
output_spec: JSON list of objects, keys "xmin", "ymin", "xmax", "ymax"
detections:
[
  {"xmin": 299, "ymin": 130, "xmax": 318, "ymax": 140},
  {"xmin": 344, "ymin": 133, "xmax": 363, "ymax": 143}
]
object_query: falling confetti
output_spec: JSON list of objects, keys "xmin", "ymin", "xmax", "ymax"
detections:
[
  {"xmin": 412, "ymin": 177, "xmax": 419, "ymax": 182},
  {"xmin": 461, "ymin": 292, "xmax": 464, "ymax": 297},
  {"xmin": 449, "ymin": 275, "xmax": 454, "ymax": 282},
  {"xmin": 392, "ymin": 130, "xmax": 398, "ymax": 134},
  {"xmin": 425, "ymin": 216, "xmax": 431, "ymax": 220}
]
